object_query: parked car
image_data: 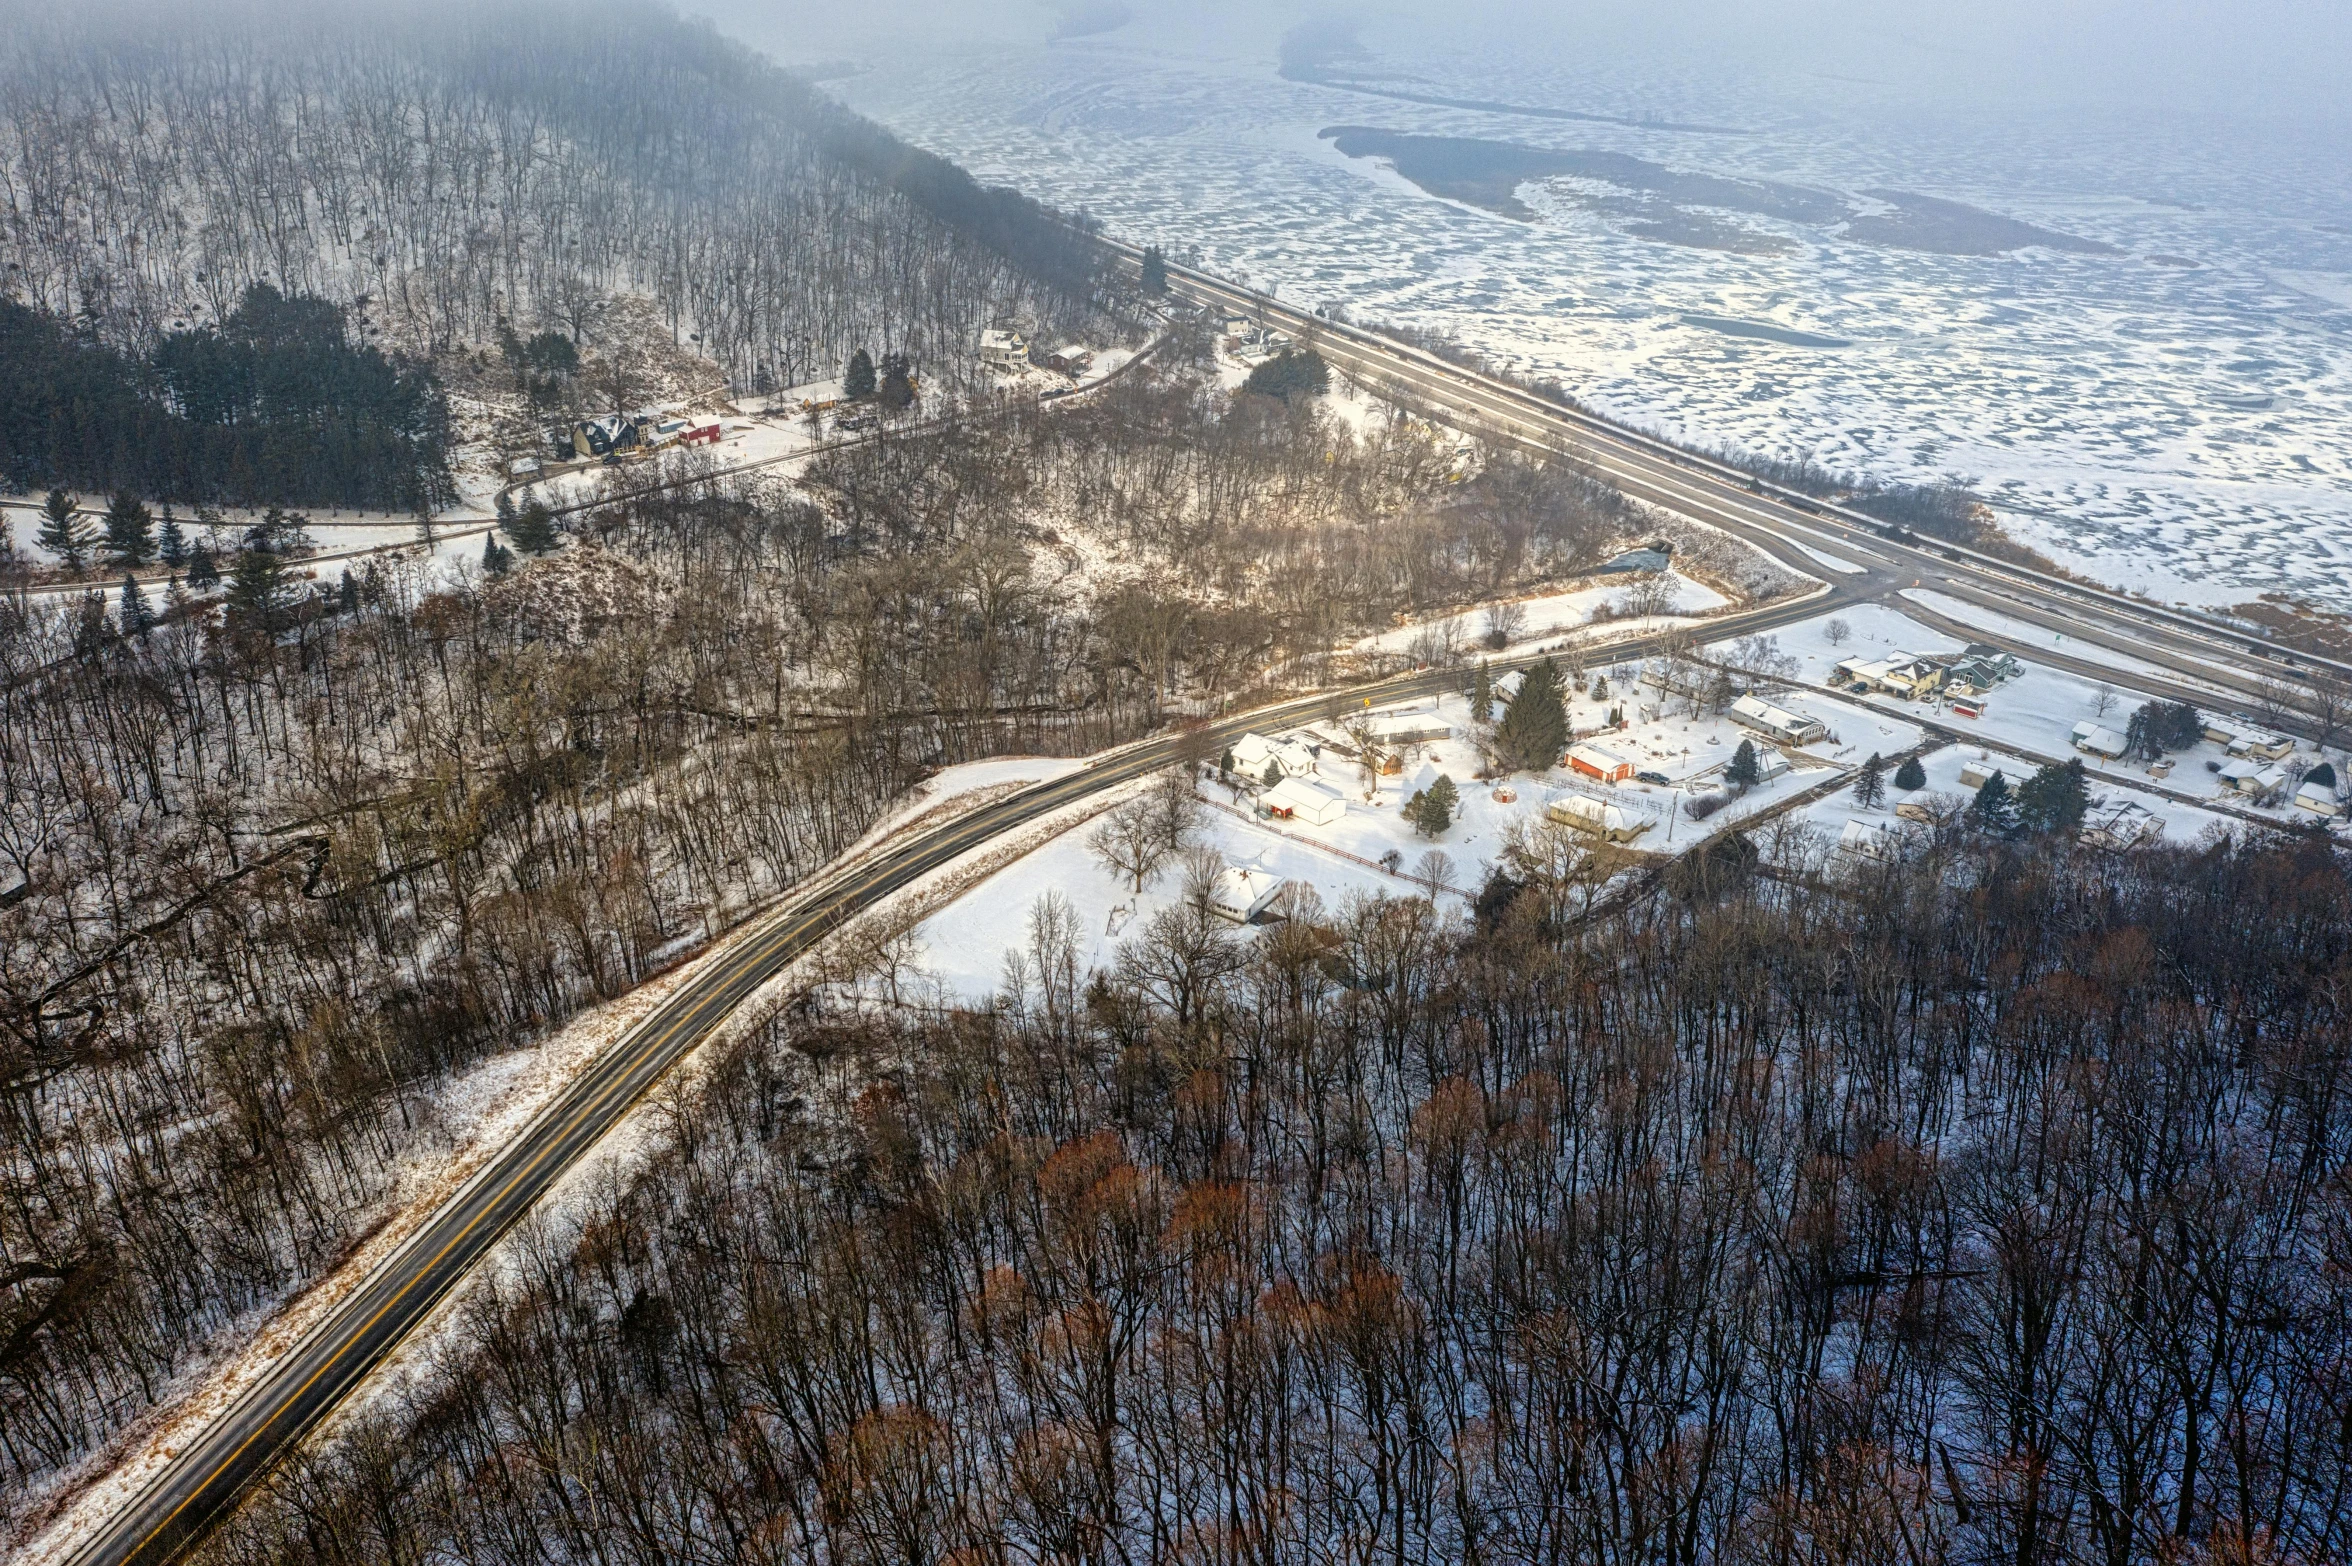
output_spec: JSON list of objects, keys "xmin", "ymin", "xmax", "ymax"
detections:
[{"xmin": 1636, "ymin": 771, "xmax": 1672, "ymax": 787}]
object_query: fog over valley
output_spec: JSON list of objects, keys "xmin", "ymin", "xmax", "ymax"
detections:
[{"xmin": 711, "ymin": 0, "xmax": 2352, "ymax": 606}]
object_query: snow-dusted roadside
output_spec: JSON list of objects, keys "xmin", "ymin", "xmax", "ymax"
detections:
[
  {"xmin": 13, "ymin": 763, "xmax": 1147, "ymax": 1566},
  {"xmin": 296, "ymin": 766, "xmax": 1149, "ymax": 1448},
  {"xmin": 9, "ymin": 960, "xmax": 707, "ymax": 1565}
]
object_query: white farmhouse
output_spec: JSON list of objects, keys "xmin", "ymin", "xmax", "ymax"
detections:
[
  {"xmin": 1230, "ymin": 732, "xmax": 1318, "ymax": 782},
  {"xmin": 979, "ymin": 328, "xmax": 1028, "ymax": 372},
  {"xmin": 1208, "ymin": 867, "xmax": 1285, "ymax": 924}
]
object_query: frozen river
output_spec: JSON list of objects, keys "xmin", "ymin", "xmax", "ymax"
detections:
[{"xmin": 729, "ymin": 4, "xmax": 2352, "ymax": 608}]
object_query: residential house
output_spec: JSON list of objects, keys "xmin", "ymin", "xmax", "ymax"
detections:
[
  {"xmin": 2227, "ymin": 727, "xmax": 2296, "ymax": 762},
  {"xmin": 2071, "ymin": 721, "xmax": 2129, "ymax": 760},
  {"xmin": 1837, "ymin": 819, "xmax": 1901, "ymax": 863},
  {"xmin": 1230, "ymin": 732, "xmax": 1318, "ymax": 783},
  {"xmin": 1547, "ymin": 795, "xmax": 1649, "ymax": 843},
  {"xmin": 979, "ymin": 328, "xmax": 1028, "ymax": 372},
  {"xmin": 1370, "ymin": 712, "xmax": 1452, "ymax": 746},
  {"xmin": 1835, "ymin": 652, "xmax": 1951, "ymax": 698},
  {"xmin": 1729, "ymin": 693, "xmax": 1826, "ymax": 746},
  {"xmin": 2081, "ymin": 799, "xmax": 2159, "ymax": 851},
  {"xmin": 1208, "ymin": 867, "xmax": 1284, "ymax": 924},
  {"xmin": 2217, "ymin": 759, "xmax": 2288, "ymax": 796}
]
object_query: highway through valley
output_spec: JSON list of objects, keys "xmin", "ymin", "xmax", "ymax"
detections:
[
  {"xmin": 56, "ymin": 251, "xmax": 2351, "ymax": 1566},
  {"xmin": 1134, "ymin": 248, "xmax": 2352, "ymax": 723},
  {"xmin": 57, "ymin": 590, "xmax": 1839, "ymax": 1566}
]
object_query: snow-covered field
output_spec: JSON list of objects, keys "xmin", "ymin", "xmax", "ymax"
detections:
[
  {"xmin": 776, "ymin": 10, "xmax": 2352, "ymax": 608},
  {"xmin": 893, "ymin": 597, "xmax": 2346, "ymax": 1006},
  {"xmin": 1355, "ymin": 570, "xmax": 1727, "ymax": 655}
]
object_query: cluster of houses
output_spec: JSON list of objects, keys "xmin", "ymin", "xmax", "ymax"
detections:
[
  {"xmin": 1224, "ymin": 730, "xmax": 1349, "ymax": 826},
  {"xmin": 979, "ymin": 326, "xmax": 1095, "ymax": 380},
  {"xmin": 553, "ymin": 410, "xmax": 722, "ymax": 463},
  {"xmin": 1834, "ymin": 643, "xmax": 2020, "ymax": 718},
  {"xmin": 2067, "ymin": 709, "xmax": 2342, "ymax": 816}
]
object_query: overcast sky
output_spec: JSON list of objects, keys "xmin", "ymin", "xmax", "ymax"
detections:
[{"xmin": 697, "ymin": 0, "xmax": 2352, "ymax": 130}]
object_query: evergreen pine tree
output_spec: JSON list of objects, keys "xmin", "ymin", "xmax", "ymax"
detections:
[
  {"xmin": 483, "ymin": 533, "xmax": 515, "ymax": 576},
  {"xmin": 845, "ymin": 348, "xmax": 878, "ymax": 400},
  {"xmin": 1854, "ymin": 752, "xmax": 1886, "ymax": 809},
  {"xmin": 1496, "ymin": 656, "xmax": 1568, "ymax": 772},
  {"xmin": 1894, "ymin": 754, "xmax": 1927, "ymax": 791},
  {"xmin": 337, "ymin": 571, "xmax": 360, "ymax": 613},
  {"xmin": 879, "ymin": 353, "xmax": 916, "ymax": 410},
  {"xmin": 1471, "ymin": 660, "xmax": 1494, "ymax": 723},
  {"xmin": 2017, "ymin": 759, "xmax": 2091, "ymax": 834},
  {"xmin": 1262, "ymin": 760, "xmax": 1283, "ymax": 789},
  {"xmin": 1141, "ymin": 245, "xmax": 1169, "ymax": 296},
  {"xmin": 226, "ymin": 546, "xmax": 292, "ymax": 636},
  {"xmin": 1726, "ymin": 739, "xmax": 1762, "ymax": 791},
  {"xmin": 158, "ymin": 508, "xmax": 186, "ymax": 567},
  {"xmin": 36, "ymin": 489, "xmax": 87, "ymax": 573},
  {"xmin": 102, "ymin": 491, "xmax": 154, "ymax": 568},
  {"xmin": 186, "ymin": 544, "xmax": 221, "ymax": 589},
  {"xmin": 496, "ymin": 490, "xmax": 518, "ymax": 526},
  {"xmin": 505, "ymin": 500, "xmax": 560, "ymax": 556},
  {"xmin": 1968, "ymin": 771, "xmax": 2019, "ymax": 835},
  {"xmin": 1418, "ymin": 773, "xmax": 1458, "ymax": 835},
  {"xmin": 118, "ymin": 573, "xmax": 152, "ymax": 636}
]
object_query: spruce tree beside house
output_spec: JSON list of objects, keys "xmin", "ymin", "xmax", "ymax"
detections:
[
  {"xmin": 1497, "ymin": 657, "xmax": 1568, "ymax": 773},
  {"xmin": 1726, "ymin": 739, "xmax": 1761, "ymax": 792},
  {"xmin": 1969, "ymin": 771, "xmax": 2019, "ymax": 836}
]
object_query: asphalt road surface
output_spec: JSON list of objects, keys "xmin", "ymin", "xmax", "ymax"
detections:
[
  {"xmin": 62, "ymin": 249, "xmax": 2348, "ymax": 1566},
  {"xmin": 1138, "ymin": 249, "xmax": 2351, "ymax": 718},
  {"xmin": 60, "ymin": 593, "xmax": 1851, "ymax": 1566}
]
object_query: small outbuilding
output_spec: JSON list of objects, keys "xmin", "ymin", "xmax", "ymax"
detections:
[
  {"xmin": 1567, "ymin": 743, "xmax": 1636, "ymax": 784},
  {"xmin": 1262, "ymin": 778, "xmax": 1347, "ymax": 826},
  {"xmin": 1547, "ymin": 794, "xmax": 1649, "ymax": 842}
]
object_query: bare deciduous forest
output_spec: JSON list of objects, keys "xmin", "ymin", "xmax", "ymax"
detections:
[
  {"xmin": 193, "ymin": 836, "xmax": 2352, "ymax": 1566},
  {"xmin": 0, "ymin": 323, "xmax": 1651, "ymax": 1521},
  {"xmin": 0, "ymin": 0, "xmax": 1101, "ymax": 390},
  {"xmin": 10, "ymin": 4, "xmax": 2338, "ymax": 1563}
]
